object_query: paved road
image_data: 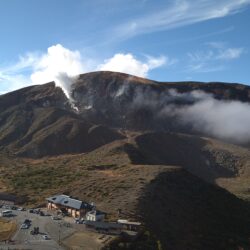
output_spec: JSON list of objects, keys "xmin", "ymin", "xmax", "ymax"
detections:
[{"xmin": 0, "ymin": 208, "xmax": 75, "ymax": 250}]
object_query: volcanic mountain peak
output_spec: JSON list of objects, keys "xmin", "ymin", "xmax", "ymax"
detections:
[
  {"xmin": 75, "ymin": 71, "xmax": 249, "ymax": 91},
  {"xmin": 1, "ymin": 71, "xmax": 250, "ymax": 158}
]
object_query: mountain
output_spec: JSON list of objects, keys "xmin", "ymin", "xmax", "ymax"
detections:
[
  {"xmin": 72, "ymin": 71, "xmax": 250, "ymax": 134},
  {"xmin": 0, "ymin": 71, "xmax": 250, "ymax": 249},
  {"xmin": 1, "ymin": 71, "xmax": 250, "ymax": 157},
  {"xmin": 0, "ymin": 81, "xmax": 124, "ymax": 157}
]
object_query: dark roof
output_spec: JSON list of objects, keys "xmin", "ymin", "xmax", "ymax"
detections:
[
  {"xmin": 87, "ymin": 210, "xmax": 106, "ymax": 216},
  {"xmin": 0, "ymin": 193, "xmax": 18, "ymax": 202},
  {"xmin": 85, "ymin": 221, "xmax": 123, "ymax": 229},
  {"xmin": 46, "ymin": 195, "xmax": 93, "ymax": 210}
]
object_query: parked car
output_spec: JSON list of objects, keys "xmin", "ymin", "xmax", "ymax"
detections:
[
  {"xmin": 33, "ymin": 209, "xmax": 40, "ymax": 214},
  {"xmin": 1, "ymin": 210, "xmax": 13, "ymax": 217},
  {"xmin": 42, "ymin": 235, "xmax": 50, "ymax": 240},
  {"xmin": 23, "ymin": 219, "xmax": 31, "ymax": 225},
  {"xmin": 2, "ymin": 205, "xmax": 11, "ymax": 209},
  {"xmin": 21, "ymin": 223, "xmax": 29, "ymax": 229},
  {"xmin": 17, "ymin": 207, "xmax": 25, "ymax": 211},
  {"xmin": 51, "ymin": 216, "xmax": 61, "ymax": 220},
  {"xmin": 75, "ymin": 218, "xmax": 84, "ymax": 224}
]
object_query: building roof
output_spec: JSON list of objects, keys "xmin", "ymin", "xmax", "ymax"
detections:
[
  {"xmin": 0, "ymin": 193, "xmax": 18, "ymax": 202},
  {"xmin": 85, "ymin": 221, "xmax": 123, "ymax": 229},
  {"xmin": 117, "ymin": 219, "xmax": 141, "ymax": 226},
  {"xmin": 86, "ymin": 210, "xmax": 106, "ymax": 216},
  {"xmin": 46, "ymin": 195, "xmax": 93, "ymax": 210}
]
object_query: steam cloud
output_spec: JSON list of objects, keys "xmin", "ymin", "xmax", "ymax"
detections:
[
  {"xmin": 31, "ymin": 44, "xmax": 84, "ymax": 100},
  {"xmin": 177, "ymin": 94, "xmax": 250, "ymax": 143},
  {"xmin": 28, "ymin": 44, "xmax": 167, "ymax": 108},
  {"xmin": 113, "ymin": 84, "xmax": 250, "ymax": 144},
  {"xmin": 4, "ymin": 44, "xmax": 249, "ymax": 144}
]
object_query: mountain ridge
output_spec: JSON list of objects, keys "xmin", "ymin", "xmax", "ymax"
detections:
[{"xmin": 1, "ymin": 71, "xmax": 250, "ymax": 157}]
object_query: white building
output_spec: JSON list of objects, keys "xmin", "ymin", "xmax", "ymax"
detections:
[{"xmin": 86, "ymin": 210, "xmax": 106, "ymax": 222}]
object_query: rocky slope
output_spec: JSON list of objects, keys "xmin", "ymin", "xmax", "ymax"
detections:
[
  {"xmin": 72, "ymin": 71, "xmax": 250, "ymax": 134},
  {"xmin": 0, "ymin": 81, "xmax": 123, "ymax": 157},
  {"xmin": 1, "ymin": 71, "xmax": 250, "ymax": 157}
]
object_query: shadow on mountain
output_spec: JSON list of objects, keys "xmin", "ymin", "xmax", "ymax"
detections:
[
  {"xmin": 122, "ymin": 132, "xmax": 238, "ymax": 183},
  {"xmin": 138, "ymin": 168, "xmax": 250, "ymax": 250}
]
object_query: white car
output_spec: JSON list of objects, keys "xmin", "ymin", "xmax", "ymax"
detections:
[
  {"xmin": 42, "ymin": 235, "xmax": 50, "ymax": 240},
  {"xmin": 51, "ymin": 216, "xmax": 61, "ymax": 220},
  {"xmin": 21, "ymin": 223, "xmax": 29, "ymax": 229}
]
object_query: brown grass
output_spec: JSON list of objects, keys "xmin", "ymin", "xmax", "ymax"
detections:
[
  {"xmin": 1, "ymin": 132, "xmax": 250, "ymax": 249},
  {"xmin": 0, "ymin": 218, "xmax": 17, "ymax": 241},
  {"xmin": 62, "ymin": 231, "xmax": 103, "ymax": 250}
]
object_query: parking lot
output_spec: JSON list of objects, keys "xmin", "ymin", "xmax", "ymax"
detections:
[
  {"xmin": 0, "ymin": 207, "xmax": 75, "ymax": 250},
  {"xmin": 0, "ymin": 206, "xmax": 111, "ymax": 250}
]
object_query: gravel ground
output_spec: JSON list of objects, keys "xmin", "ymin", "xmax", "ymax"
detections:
[{"xmin": 0, "ymin": 208, "xmax": 75, "ymax": 250}]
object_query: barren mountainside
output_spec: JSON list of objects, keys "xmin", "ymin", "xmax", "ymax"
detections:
[
  {"xmin": 0, "ymin": 71, "xmax": 250, "ymax": 249},
  {"xmin": 1, "ymin": 71, "xmax": 250, "ymax": 157}
]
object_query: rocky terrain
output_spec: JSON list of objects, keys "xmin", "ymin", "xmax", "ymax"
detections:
[
  {"xmin": 0, "ymin": 81, "xmax": 124, "ymax": 157},
  {"xmin": 72, "ymin": 72, "xmax": 250, "ymax": 136},
  {"xmin": 0, "ymin": 71, "xmax": 250, "ymax": 249}
]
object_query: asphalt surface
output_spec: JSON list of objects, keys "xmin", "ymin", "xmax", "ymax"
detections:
[{"xmin": 0, "ymin": 208, "xmax": 75, "ymax": 250}]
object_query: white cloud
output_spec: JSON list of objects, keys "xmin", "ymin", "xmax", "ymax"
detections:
[
  {"xmin": 30, "ymin": 44, "xmax": 84, "ymax": 85},
  {"xmin": 0, "ymin": 44, "xmax": 170, "ymax": 94},
  {"xmin": 97, "ymin": 53, "xmax": 166, "ymax": 77},
  {"xmin": 115, "ymin": 0, "xmax": 250, "ymax": 38},
  {"xmin": 186, "ymin": 43, "xmax": 245, "ymax": 73},
  {"xmin": 217, "ymin": 48, "xmax": 244, "ymax": 60},
  {"xmin": 30, "ymin": 44, "xmax": 86, "ymax": 99},
  {"xmin": 0, "ymin": 44, "xmax": 86, "ymax": 97}
]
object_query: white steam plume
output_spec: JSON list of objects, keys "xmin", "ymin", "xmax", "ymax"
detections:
[
  {"xmin": 31, "ymin": 44, "xmax": 84, "ymax": 100},
  {"xmin": 1, "ymin": 44, "xmax": 171, "ymax": 96}
]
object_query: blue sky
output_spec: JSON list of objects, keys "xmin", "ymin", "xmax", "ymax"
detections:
[{"xmin": 0, "ymin": 0, "xmax": 250, "ymax": 93}]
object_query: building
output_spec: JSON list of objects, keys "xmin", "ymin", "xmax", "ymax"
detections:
[
  {"xmin": 46, "ymin": 194, "xmax": 93, "ymax": 218},
  {"xmin": 0, "ymin": 193, "xmax": 19, "ymax": 206},
  {"xmin": 86, "ymin": 210, "xmax": 106, "ymax": 222},
  {"xmin": 85, "ymin": 221, "xmax": 123, "ymax": 234},
  {"xmin": 117, "ymin": 219, "xmax": 141, "ymax": 231}
]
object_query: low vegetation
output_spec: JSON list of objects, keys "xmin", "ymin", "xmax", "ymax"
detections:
[{"xmin": 1, "ymin": 132, "xmax": 250, "ymax": 249}]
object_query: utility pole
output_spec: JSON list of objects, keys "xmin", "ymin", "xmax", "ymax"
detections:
[{"xmin": 58, "ymin": 223, "xmax": 61, "ymax": 246}]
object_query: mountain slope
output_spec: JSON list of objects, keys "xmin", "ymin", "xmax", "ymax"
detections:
[
  {"xmin": 1, "ymin": 71, "xmax": 250, "ymax": 249},
  {"xmin": 1, "ymin": 71, "xmax": 250, "ymax": 157},
  {"xmin": 0, "ymin": 82, "xmax": 124, "ymax": 157},
  {"xmin": 72, "ymin": 71, "xmax": 250, "ymax": 134},
  {"xmin": 1, "ymin": 132, "xmax": 250, "ymax": 249}
]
